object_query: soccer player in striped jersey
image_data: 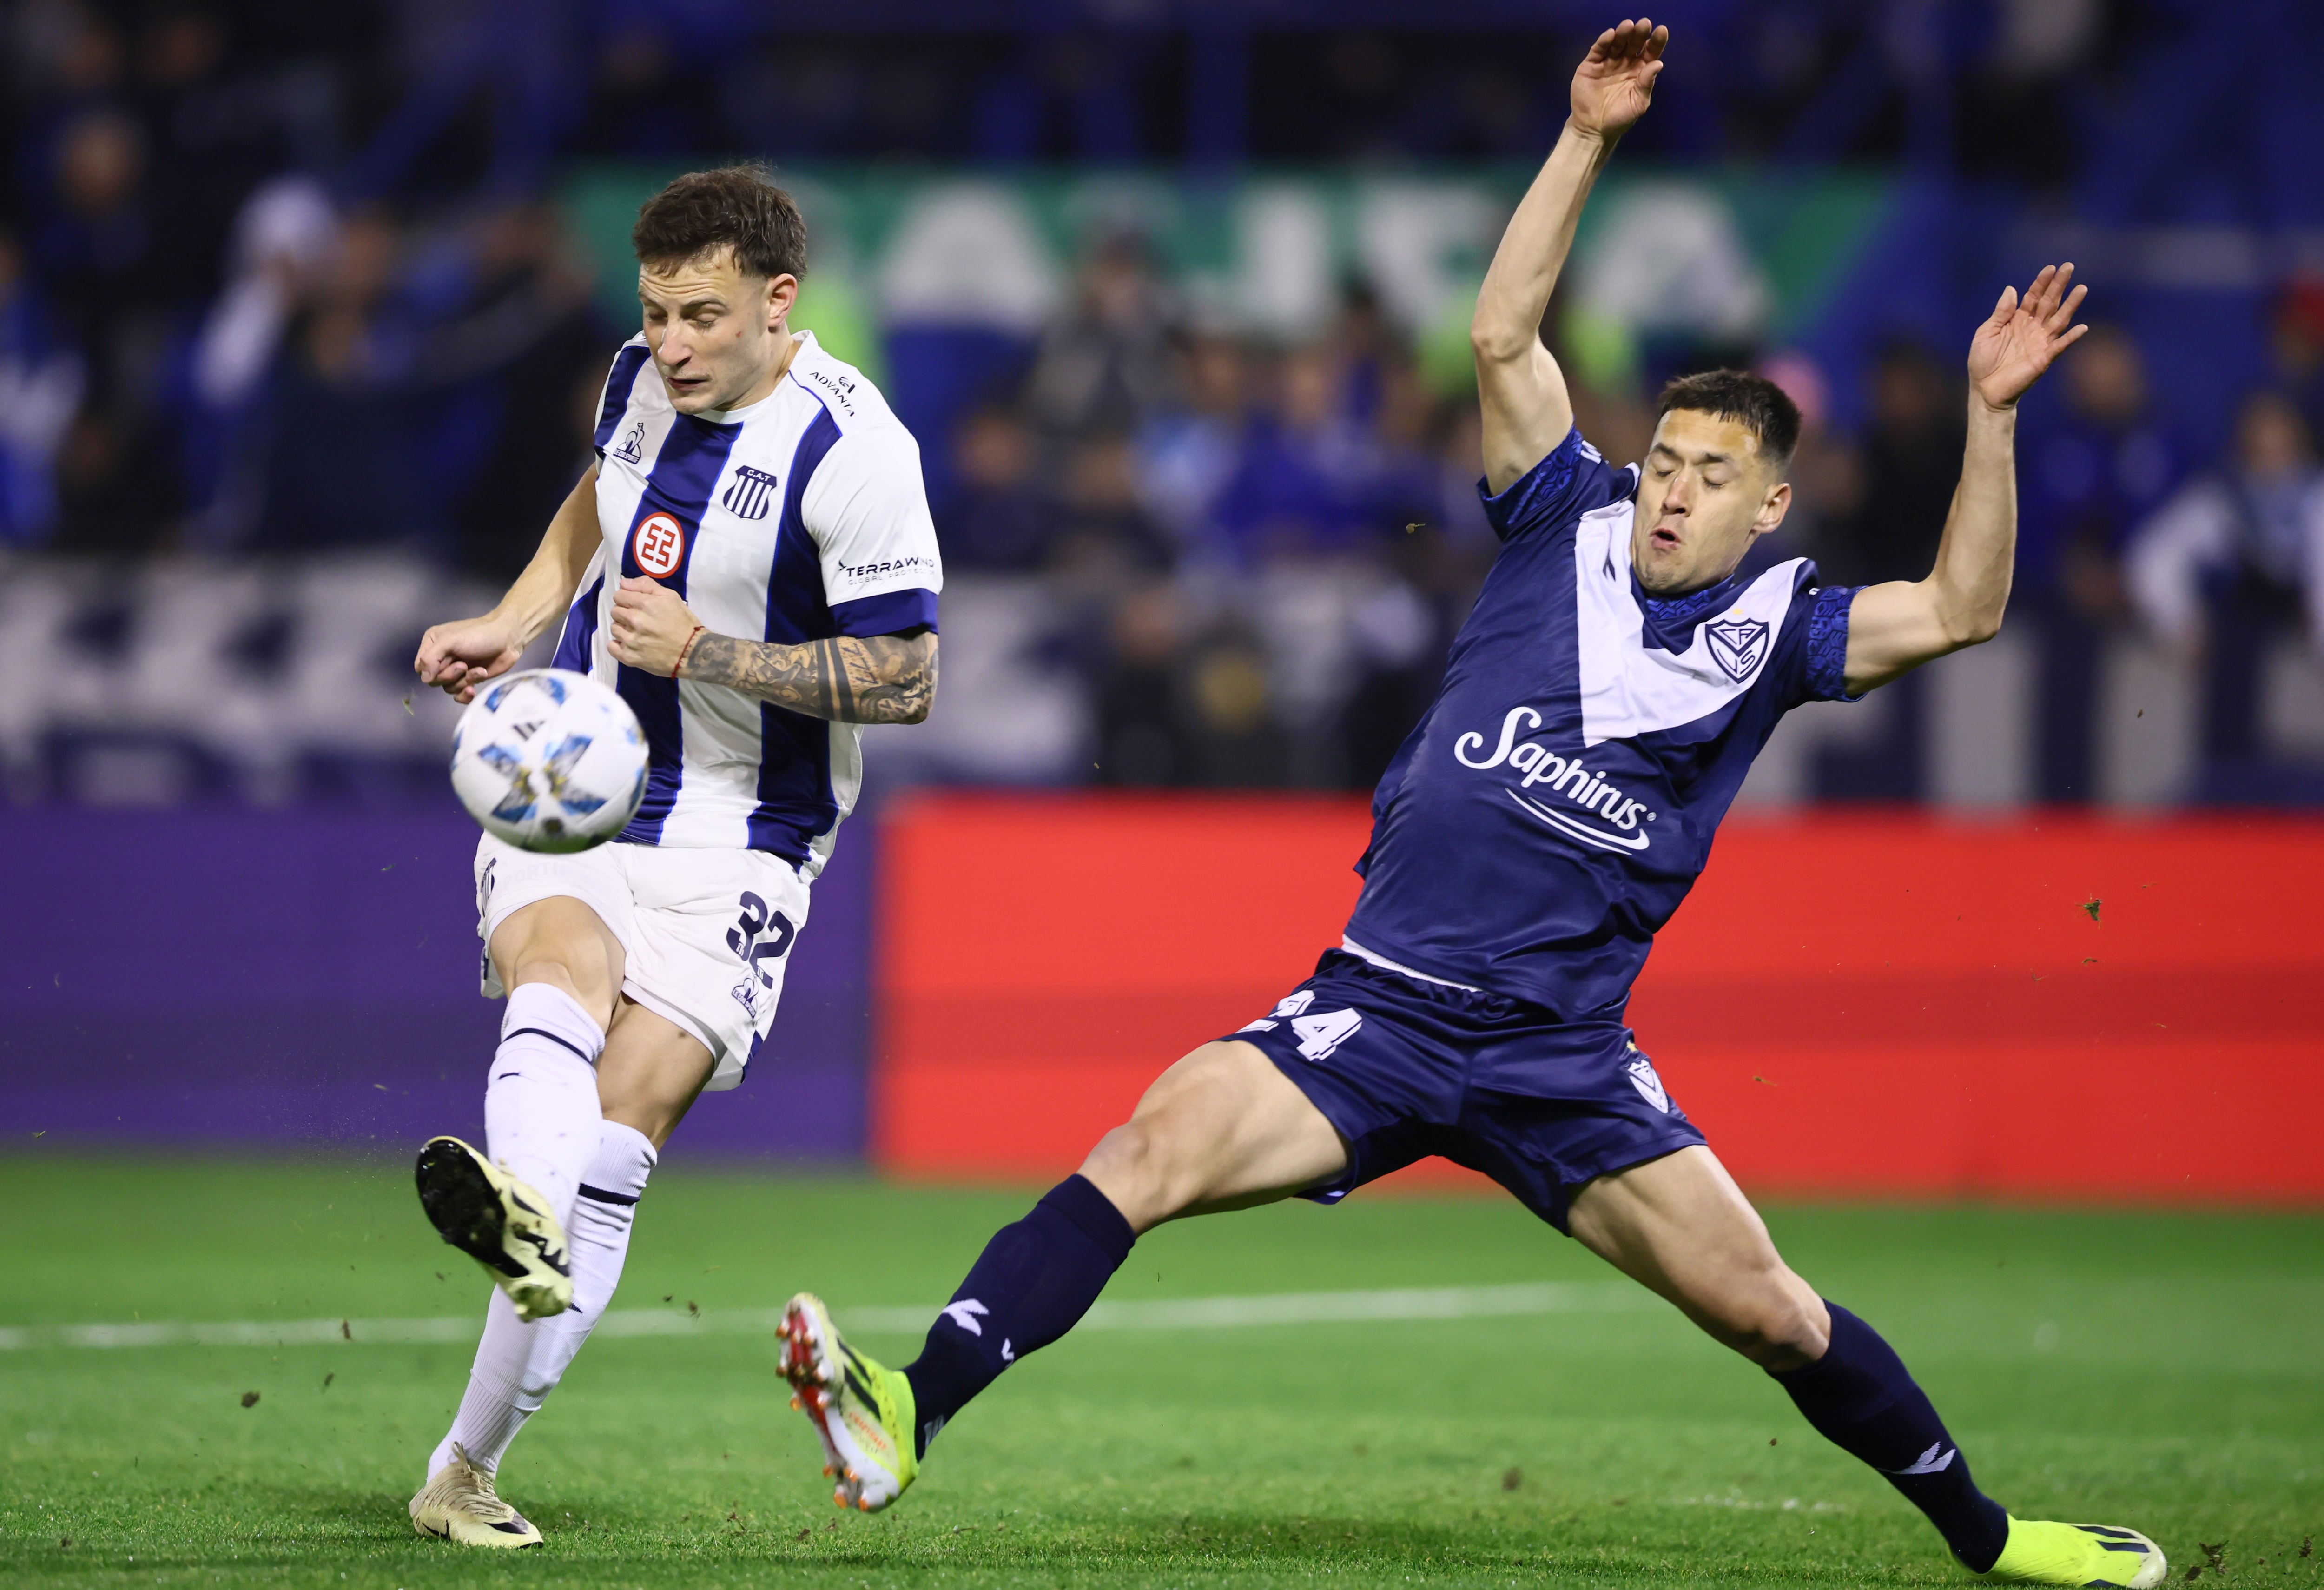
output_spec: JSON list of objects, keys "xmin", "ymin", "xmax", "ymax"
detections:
[
  {"xmin": 404, "ymin": 165, "xmax": 941, "ymax": 1547},
  {"xmin": 771, "ymin": 22, "xmax": 2163, "ymax": 1588}
]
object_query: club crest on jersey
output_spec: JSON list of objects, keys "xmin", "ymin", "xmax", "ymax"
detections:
[
  {"xmin": 632, "ymin": 512, "xmax": 685, "ymax": 578},
  {"xmin": 721, "ymin": 464, "xmax": 778, "ymax": 521},
  {"xmin": 613, "ymin": 421, "xmax": 645, "ymax": 465},
  {"xmin": 1705, "ymin": 616, "xmax": 1769, "ymax": 682}
]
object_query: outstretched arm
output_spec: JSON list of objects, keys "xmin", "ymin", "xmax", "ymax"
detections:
[
  {"xmin": 1843, "ymin": 264, "xmax": 2089, "ymax": 694},
  {"xmin": 1473, "ymin": 18, "xmax": 1666, "ymax": 492},
  {"xmin": 414, "ymin": 464, "xmax": 602, "ymax": 703},
  {"xmin": 607, "ymin": 575, "xmax": 938, "ymax": 725}
]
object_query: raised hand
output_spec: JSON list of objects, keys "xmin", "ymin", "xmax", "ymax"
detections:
[
  {"xmin": 1571, "ymin": 18, "xmax": 1668, "ymax": 140},
  {"xmin": 1968, "ymin": 263, "xmax": 2089, "ymax": 411}
]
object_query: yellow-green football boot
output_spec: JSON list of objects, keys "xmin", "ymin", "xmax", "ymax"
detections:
[
  {"xmin": 1978, "ymin": 1517, "xmax": 2167, "ymax": 1587},
  {"xmin": 778, "ymin": 1292, "xmax": 918, "ymax": 1511},
  {"xmin": 413, "ymin": 1136, "xmax": 573, "ymax": 1322}
]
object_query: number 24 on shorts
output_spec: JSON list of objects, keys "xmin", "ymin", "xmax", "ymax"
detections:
[{"xmin": 726, "ymin": 891, "xmax": 795, "ymax": 988}]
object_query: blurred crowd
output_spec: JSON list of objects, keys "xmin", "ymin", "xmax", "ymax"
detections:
[
  {"xmin": 0, "ymin": 2, "xmax": 609, "ymax": 575},
  {"xmin": 931, "ymin": 230, "xmax": 2324, "ymax": 795},
  {"xmin": 934, "ymin": 246, "xmax": 1492, "ymax": 790},
  {"xmin": 4, "ymin": 0, "xmax": 2322, "ymax": 803}
]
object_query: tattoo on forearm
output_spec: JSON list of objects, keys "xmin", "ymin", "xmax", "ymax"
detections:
[{"xmin": 681, "ymin": 630, "xmax": 937, "ymax": 725}]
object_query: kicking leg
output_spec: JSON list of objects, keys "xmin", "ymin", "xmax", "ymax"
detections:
[
  {"xmin": 780, "ymin": 1039, "xmax": 1345, "ymax": 1510},
  {"xmin": 1567, "ymin": 1146, "xmax": 2162, "ymax": 1586},
  {"xmin": 416, "ymin": 898, "xmax": 622, "ymax": 1327}
]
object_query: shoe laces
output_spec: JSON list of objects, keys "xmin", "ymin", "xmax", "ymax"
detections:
[{"xmin": 435, "ymin": 1444, "xmax": 522, "ymax": 1523}]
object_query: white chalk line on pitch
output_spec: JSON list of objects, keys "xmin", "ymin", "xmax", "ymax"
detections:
[{"xmin": 0, "ymin": 1281, "xmax": 1648, "ymax": 1352}]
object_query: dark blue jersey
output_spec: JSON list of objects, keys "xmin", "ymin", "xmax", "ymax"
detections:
[{"xmin": 1343, "ymin": 428, "xmax": 1859, "ymax": 1020}]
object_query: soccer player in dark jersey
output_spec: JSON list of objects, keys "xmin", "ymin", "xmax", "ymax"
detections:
[{"xmin": 772, "ymin": 20, "xmax": 2159, "ymax": 1586}]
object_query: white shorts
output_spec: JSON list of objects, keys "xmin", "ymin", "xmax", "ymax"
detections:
[{"xmin": 473, "ymin": 834, "xmax": 811, "ymax": 1091}]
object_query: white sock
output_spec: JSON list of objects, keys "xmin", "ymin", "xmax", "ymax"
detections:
[
  {"xmin": 427, "ymin": 1121, "xmax": 658, "ymax": 1480},
  {"xmin": 483, "ymin": 983, "xmax": 605, "ymax": 1229},
  {"xmin": 430, "ymin": 1290, "xmax": 534, "ymax": 1479},
  {"xmin": 519, "ymin": 1121, "xmax": 656, "ymax": 1399}
]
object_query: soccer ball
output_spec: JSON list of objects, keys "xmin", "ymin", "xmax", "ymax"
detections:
[{"xmin": 450, "ymin": 669, "xmax": 647, "ymax": 853}]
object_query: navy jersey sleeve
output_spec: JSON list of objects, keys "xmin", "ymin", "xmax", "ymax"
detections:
[
  {"xmin": 1763, "ymin": 577, "xmax": 1864, "ymax": 710},
  {"xmin": 1477, "ymin": 427, "xmax": 1635, "ymax": 543}
]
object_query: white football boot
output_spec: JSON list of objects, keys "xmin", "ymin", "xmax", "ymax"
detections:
[{"xmin": 409, "ymin": 1443, "xmax": 543, "ymax": 1548}]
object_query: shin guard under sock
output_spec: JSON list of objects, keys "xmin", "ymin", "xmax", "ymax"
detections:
[
  {"xmin": 901, "ymin": 1174, "xmax": 1135, "ymax": 1457},
  {"xmin": 1772, "ymin": 1302, "xmax": 2011, "ymax": 1571},
  {"xmin": 482, "ymin": 983, "xmax": 604, "ymax": 1229}
]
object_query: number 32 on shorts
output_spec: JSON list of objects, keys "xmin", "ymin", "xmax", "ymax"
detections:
[{"xmin": 726, "ymin": 891, "xmax": 796, "ymax": 989}]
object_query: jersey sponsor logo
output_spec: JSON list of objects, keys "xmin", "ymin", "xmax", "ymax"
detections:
[
  {"xmin": 1704, "ymin": 616, "xmax": 1770, "ymax": 682},
  {"xmin": 632, "ymin": 512, "xmax": 685, "ymax": 578},
  {"xmin": 832, "ymin": 553, "xmax": 938, "ymax": 587},
  {"xmin": 720, "ymin": 464, "xmax": 778, "ymax": 521},
  {"xmin": 805, "ymin": 366, "xmax": 859, "ymax": 415},
  {"xmin": 1624, "ymin": 1050, "xmax": 1670, "ymax": 1114},
  {"xmin": 1453, "ymin": 705, "xmax": 1657, "ymax": 853},
  {"xmin": 613, "ymin": 421, "xmax": 645, "ymax": 465}
]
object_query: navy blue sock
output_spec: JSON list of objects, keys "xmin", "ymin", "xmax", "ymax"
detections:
[
  {"xmin": 900, "ymin": 1174, "xmax": 1135, "ymax": 1457},
  {"xmin": 1772, "ymin": 1303, "xmax": 2010, "ymax": 1572}
]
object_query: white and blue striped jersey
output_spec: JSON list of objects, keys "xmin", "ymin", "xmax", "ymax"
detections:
[{"xmin": 552, "ymin": 330, "xmax": 941, "ymax": 874}]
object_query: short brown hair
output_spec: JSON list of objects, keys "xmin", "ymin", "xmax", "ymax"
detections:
[
  {"xmin": 1656, "ymin": 369, "xmax": 1802, "ymax": 472},
  {"xmin": 632, "ymin": 163, "xmax": 807, "ymax": 281}
]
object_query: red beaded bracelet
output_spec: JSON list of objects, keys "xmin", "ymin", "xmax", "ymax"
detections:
[{"xmin": 674, "ymin": 624, "xmax": 707, "ymax": 678}]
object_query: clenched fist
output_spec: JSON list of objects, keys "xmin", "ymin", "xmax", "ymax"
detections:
[
  {"xmin": 608, "ymin": 576, "xmax": 708, "ymax": 677},
  {"xmin": 415, "ymin": 614, "xmax": 523, "ymax": 705}
]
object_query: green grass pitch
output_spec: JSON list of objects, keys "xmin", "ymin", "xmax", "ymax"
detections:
[{"xmin": 2, "ymin": 1155, "xmax": 2319, "ymax": 1589}]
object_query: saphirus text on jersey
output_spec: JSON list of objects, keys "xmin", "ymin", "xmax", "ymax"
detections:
[{"xmin": 1453, "ymin": 706, "xmax": 1654, "ymax": 830}]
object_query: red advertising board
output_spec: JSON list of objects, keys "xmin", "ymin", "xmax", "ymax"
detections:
[{"xmin": 872, "ymin": 794, "xmax": 2324, "ymax": 1204}]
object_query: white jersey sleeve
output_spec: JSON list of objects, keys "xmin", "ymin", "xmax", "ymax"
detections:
[{"xmin": 801, "ymin": 422, "xmax": 943, "ymax": 637}]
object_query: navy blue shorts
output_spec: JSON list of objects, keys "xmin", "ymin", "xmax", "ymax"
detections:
[{"xmin": 1218, "ymin": 949, "xmax": 1705, "ymax": 1233}]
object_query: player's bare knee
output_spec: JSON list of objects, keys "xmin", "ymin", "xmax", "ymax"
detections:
[
  {"xmin": 492, "ymin": 922, "xmax": 618, "ymax": 1027},
  {"xmin": 501, "ymin": 959, "xmax": 615, "ymax": 1030},
  {"xmin": 1717, "ymin": 1273, "xmax": 1829, "ymax": 1371},
  {"xmin": 1077, "ymin": 1118, "xmax": 1172, "ymax": 1229},
  {"xmin": 1082, "ymin": 1095, "xmax": 1231, "ymax": 1230}
]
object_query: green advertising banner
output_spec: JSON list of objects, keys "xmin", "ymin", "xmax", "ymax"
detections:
[{"xmin": 561, "ymin": 162, "xmax": 1891, "ymax": 395}]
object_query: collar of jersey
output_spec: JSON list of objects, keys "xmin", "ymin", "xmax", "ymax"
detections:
[
  {"xmin": 1631, "ymin": 566, "xmax": 1746, "ymax": 656},
  {"xmin": 693, "ymin": 330, "xmax": 818, "ymax": 424}
]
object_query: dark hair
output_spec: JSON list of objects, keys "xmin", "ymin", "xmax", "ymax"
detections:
[
  {"xmin": 1655, "ymin": 369, "xmax": 1802, "ymax": 472},
  {"xmin": 631, "ymin": 163, "xmax": 807, "ymax": 281}
]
